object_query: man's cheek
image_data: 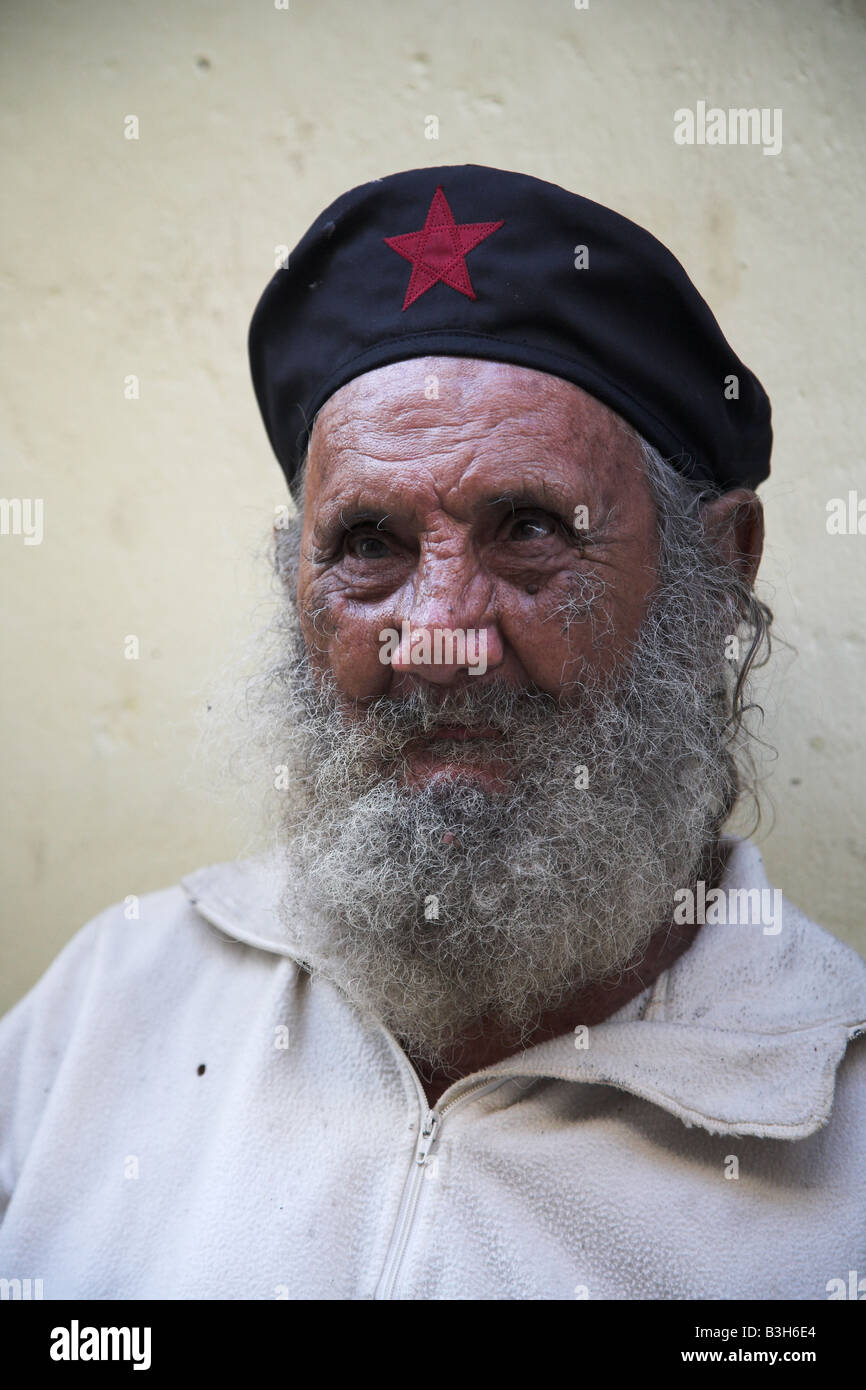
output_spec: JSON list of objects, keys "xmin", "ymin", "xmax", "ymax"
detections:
[
  {"xmin": 298, "ymin": 573, "xmax": 353, "ymax": 652},
  {"xmin": 308, "ymin": 611, "xmax": 395, "ymax": 698},
  {"xmin": 497, "ymin": 591, "xmax": 596, "ymax": 690},
  {"xmin": 500, "ymin": 593, "xmax": 626, "ymax": 695}
]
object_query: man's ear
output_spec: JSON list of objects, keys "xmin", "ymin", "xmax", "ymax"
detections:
[{"xmin": 699, "ymin": 487, "xmax": 764, "ymax": 589}]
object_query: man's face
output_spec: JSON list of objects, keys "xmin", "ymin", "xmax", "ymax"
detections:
[
  {"xmin": 298, "ymin": 357, "xmax": 658, "ymax": 785},
  {"xmin": 270, "ymin": 356, "xmax": 743, "ymax": 1069}
]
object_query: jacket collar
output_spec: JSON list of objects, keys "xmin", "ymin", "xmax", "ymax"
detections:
[{"xmin": 182, "ymin": 838, "xmax": 866, "ymax": 1140}]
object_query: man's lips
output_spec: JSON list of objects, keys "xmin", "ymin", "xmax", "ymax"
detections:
[{"xmin": 400, "ymin": 726, "xmax": 509, "ymax": 790}]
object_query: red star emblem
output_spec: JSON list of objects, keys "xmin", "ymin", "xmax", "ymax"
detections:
[{"xmin": 384, "ymin": 185, "xmax": 504, "ymax": 310}]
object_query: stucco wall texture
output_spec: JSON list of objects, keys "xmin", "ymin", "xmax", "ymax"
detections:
[{"xmin": 1, "ymin": 0, "xmax": 864, "ymax": 1012}]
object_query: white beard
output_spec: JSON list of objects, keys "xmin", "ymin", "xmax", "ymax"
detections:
[{"xmin": 270, "ymin": 581, "xmax": 734, "ymax": 1070}]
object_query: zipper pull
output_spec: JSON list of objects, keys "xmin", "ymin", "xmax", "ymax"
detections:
[{"xmin": 416, "ymin": 1110, "xmax": 438, "ymax": 1164}]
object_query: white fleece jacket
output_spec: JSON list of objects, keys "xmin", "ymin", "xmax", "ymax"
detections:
[{"xmin": 0, "ymin": 836, "xmax": 864, "ymax": 1301}]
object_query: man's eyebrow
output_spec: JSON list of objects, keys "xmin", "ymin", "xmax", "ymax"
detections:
[
  {"xmin": 311, "ymin": 506, "xmax": 394, "ymax": 548},
  {"xmin": 483, "ymin": 486, "xmax": 613, "ymax": 532},
  {"xmin": 309, "ymin": 482, "xmax": 613, "ymax": 549},
  {"xmin": 483, "ymin": 485, "xmax": 575, "ymax": 512}
]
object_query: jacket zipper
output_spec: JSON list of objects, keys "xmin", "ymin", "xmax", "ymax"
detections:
[
  {"xmin": 374, "ymin": 1075, "xmax": 509, "ymax": 1300},
  {"xmin": 185, "ymin": 892, "xmax": 516, "ymax": 1298}
]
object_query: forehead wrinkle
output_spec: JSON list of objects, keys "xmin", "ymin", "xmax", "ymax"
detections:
[
  {"xmin": 439, "ymin": 460, "xmax": 592, "ymax": 513},
  {"xmin": 310, "ymin": 474, "xmax": 440, "ymax": 536},
  {"xmin": 311, "ymin": 434, "xmax": 636, "ymax": 532},
  {"xmin": 317, "ymin": 410, "xmax": 535, "ymax": 466},
  {"xmin": 317, "ymin": 368, "xmax": 596, "ymax": 439},
  {"xmin": 317, "ymin": 396, "xmax": 603, "ymax": 467},
  {"xmin": 309, "ymin": 374, "xmax": 643, "ymax": 522},
  {"xmin": 441, "ymin": 440, "xmax": 630, "ymax": 514}
]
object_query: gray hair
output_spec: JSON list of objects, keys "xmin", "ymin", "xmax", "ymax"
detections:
[{"xmin": 636, "ymin": 436, "xmax": 772, "ymax": 828}]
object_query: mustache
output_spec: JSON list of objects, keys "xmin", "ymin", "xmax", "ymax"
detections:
[
  {"xmin": 296, "ymin": 664, "xmax": 600, "ymax": 752},
  {"xmin": 358, "ymin": 683, "xmax": 555, "ymax": 740}
]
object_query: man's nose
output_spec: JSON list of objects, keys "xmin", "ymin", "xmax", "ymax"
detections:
[
  {"xmin": 387, "ymin": 562, "xmax": 505, "ymax": 684},
  {"xmin": 389, "ymin": 621, "xmax": 504, "ymax": 683}
]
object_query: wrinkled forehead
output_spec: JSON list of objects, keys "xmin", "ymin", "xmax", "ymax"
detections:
[{"xmin": 304, "ymin": 356, "xmax": 645, "ymax": 514}]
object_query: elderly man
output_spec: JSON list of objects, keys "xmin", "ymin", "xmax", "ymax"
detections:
[{"xmin": 1, "ymin": 165, "xmax": 864, "ymax": 1303}]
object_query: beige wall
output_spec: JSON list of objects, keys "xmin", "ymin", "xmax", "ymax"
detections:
[{"xmin": 2, "ymin": 0, "xmax": 864, "ymax": 1013}]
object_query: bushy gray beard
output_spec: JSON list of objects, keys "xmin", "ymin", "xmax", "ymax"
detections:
[{"xmin": 268, "ymin": 555, "xmax": 738, "ymax": 1072}]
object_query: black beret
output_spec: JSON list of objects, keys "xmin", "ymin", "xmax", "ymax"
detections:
[{"xmin": 249, "ymin": 164, "xmax": 772, "ymax": 498}]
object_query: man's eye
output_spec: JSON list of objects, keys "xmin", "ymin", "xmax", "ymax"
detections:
[
  {"xmin": 346, "ymin": 532, "xmax": 391, "ymax": 560},
  {"xmin": 507, "ymin": 514, "xmax": 557, "ymax": 542}
]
